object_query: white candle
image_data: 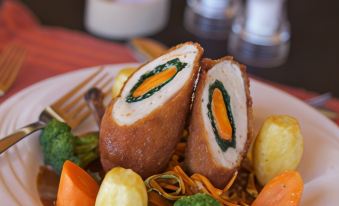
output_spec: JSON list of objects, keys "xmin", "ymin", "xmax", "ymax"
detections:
[
  {"xmin": 201, "ymin": 0, "xmax": 229, "ymax": 8},
  {"xmin": 245, "ymin": 0, "xmax": 284, "ymax": 36},
  {"xmin": 85, "ymin": 0, "xmax": 169, "ymax": 39}
]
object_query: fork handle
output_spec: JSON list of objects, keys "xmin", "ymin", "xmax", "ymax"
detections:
[
  {"xmin": 85, "ymin": 88, "xmax": 105, "ymax": 127},
  {"xmin": 0, "ymin": 121, "xmax": 46, "ymax": 155}
]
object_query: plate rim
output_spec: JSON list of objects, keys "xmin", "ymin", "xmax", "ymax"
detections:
[
  {"xmin": 0, "ymin": 63, "xmax": 337, "ymax": 136},
  {"xmin": 0, "ymin": 63, "xmax": 338, "ymax": 206}
]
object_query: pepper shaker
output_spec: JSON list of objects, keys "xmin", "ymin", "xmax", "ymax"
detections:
[{"xmin": 184, "ymin": 0, "xmax": 240, "ymax": 39}]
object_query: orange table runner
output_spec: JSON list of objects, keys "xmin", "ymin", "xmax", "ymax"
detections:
[
  {"xmin": 0, "ymin": 0, "xmax": 136, "ymax": 102},
  {"xmin": 0, "ymin": 0, "xmax": 338, "ymax": 125}
]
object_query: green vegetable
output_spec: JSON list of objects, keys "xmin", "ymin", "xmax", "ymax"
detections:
[
  {"xmin": 75, "ymin": 132, "xmax": 99, "ymax": 167},
  {"xmin": 174, "ymin": 193, "xmax": 221, "ymax": 206},
  {"xmin": 207, "ymin": 80, "xmax": 236, "ymax": 152},
  {"xmin": 126, "ymin": 58, "xmax": 187, "ymax": 103},
  {"xmin": 39, "ymin": 119, "xmax": 99, "ymax": 174}
]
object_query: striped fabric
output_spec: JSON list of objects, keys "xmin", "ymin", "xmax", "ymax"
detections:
[
  {"xmin": 0, "ymin": 0, "xmax": 136, "ymax": 102},
  {"xmin": 0, "ymin": 0, "xmax": 338, "ymax": 125}
]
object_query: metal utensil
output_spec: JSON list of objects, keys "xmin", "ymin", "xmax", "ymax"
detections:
[
  {"xmin": 0, "ymin": 68, "xmax": 113, "ymax": 154},
  {"xmin": 305, "ymin": 92, "xmax": 332, "ymax": 107},
  {"xmin": 305, "ymin": 92, "xmax": 338, "ymax": 120},
  {"xmin": 85, "ymin": 87, "xmax": 106, "ymax": 127},
  {"xmin": 0, "ymin": 44, "xmax": 26, "ymax": 96}
]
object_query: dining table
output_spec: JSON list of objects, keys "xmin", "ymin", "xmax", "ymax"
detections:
[
  {"xmin": 0, "ymin": 0, "xmax": 338, "ymax": 125},
  {"xmin": 0, "ymin": 1, "xmax": 339, "ymax": 205}
]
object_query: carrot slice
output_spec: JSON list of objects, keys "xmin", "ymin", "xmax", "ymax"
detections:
[
  {"xmin": 148, "ymin": 191, "xmax": 172, "ymax": 206},
  {"xmin": 56, "ymin": 160, "xmax": 99, "ymax": 206},
  {"xmin": 212, "ymin": 88, "xmax": 232, "ymax": 141},
  {"xmin": 133, "ymin": 66, "xmax": 177, "ymax": 97},
  {"xmin": 252, "ymin": 171, "xmax": 303, "ymax": 206}
]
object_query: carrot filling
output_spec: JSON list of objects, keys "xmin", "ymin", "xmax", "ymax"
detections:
[
  {"xmin": 126, "ymin": 58, "xmax": 187, "ymax": 103},
  {"xmin": 207, "ymin": 80, "xmax": 235, "ymax": 151},
  {"xmin": 132, "ymin": 66, "xmax": 177, "ymax": 97},
  {"xmin": 211, "ymin": 88, "xmax": 233, "ymax": 141}
]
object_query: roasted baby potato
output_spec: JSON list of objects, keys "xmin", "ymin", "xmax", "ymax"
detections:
[
  {"xmin": 112, "ymin": 67, "xmax": 137, "ymax": 98},
  {"xmin": 253, "ymin": 115, "xmax": 304, "ymax": 185},
  {"xmin": 95, "ymin": 167, "xmax": 147, "ymax": 206}
]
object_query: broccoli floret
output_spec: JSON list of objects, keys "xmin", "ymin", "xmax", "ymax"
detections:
[
  {"xmin": 47, "ymin": 131, "xmax": 80, "ymax": 173},
  {"xmin": 39, "ymin": 119, "xmax": 98, "ymax": 174},
  {"xmin": 75, "ymin": 132, "xmax": 99, "ymax": 168},
  {"xmin": 40, "ymin": 119, "xmax": 70, "ymax": 148},
  {"xmin": 174, "ymin": 193, "xmax": 221, "ymax": 206}
]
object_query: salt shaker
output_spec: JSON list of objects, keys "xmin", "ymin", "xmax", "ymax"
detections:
[
  {"xmin": 184, "ymin": 0, "xmax": 240, "ymax": 40},
  {"xmin": 228, "ymin": 0, "xmax": 290, "ymax": 68}
]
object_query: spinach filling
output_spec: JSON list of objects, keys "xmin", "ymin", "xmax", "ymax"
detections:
[
  {"xmin": 126, "ymin": 58, "xmax": 187, "ymax": 103},
  {"xmin": 207, "ymin": 80, "xmax": 236, "ymax": 152}
]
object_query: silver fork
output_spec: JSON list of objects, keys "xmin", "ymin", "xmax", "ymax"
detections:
[
  {"xmin": 0, "ymin": 68, "xmax": 113, "ymax": 154},
  {"xmin": 305, "ymin": 92, "xmax": 338, "ymax": 120}
]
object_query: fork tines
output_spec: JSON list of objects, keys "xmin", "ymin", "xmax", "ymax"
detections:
[
  {"xmin": 51, "ymin": 68, "xmax": 113, "ymax": 128},
  {"xmin": 0, "ymin": 44, "xmax": 26, "ymax": 96}
]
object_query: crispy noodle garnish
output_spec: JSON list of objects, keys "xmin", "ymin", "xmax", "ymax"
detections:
[
  {"xmin": 145, "ymin": 171, "xmax": 185, "ymax": 200},
  {"xmin": 146, "ymin": 130, "xmax": 260, "ymax": 206},
  {"xmin": 145, "ymin": 165, "xmax": 242, "ymax": 206},
  {"xmin": 246, "ymin": 173, "xmax": 258, "ymax": 198}
]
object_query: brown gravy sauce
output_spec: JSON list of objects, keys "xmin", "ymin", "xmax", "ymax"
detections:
[{"xmin": 37, "ymin": 166, "xmax": 59, "ymax": 206}]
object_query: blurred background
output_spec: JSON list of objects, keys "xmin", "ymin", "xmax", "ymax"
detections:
[{"xmin": 2, "ymin": 0, "xmax": 339, "ymax": 97}]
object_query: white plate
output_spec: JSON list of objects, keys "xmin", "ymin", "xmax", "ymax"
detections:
[{"xmin": 0, "ymin": 64, "xmax": 338, "ymax": 206}]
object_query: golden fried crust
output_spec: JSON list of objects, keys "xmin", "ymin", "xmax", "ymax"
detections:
[
  {"xmin": 100, "ymin": 42, "xmax": 203, "ymax": 178},
  {"xmin": 185, "ymin": 57, "xmax": 253, "ymax": 189}
]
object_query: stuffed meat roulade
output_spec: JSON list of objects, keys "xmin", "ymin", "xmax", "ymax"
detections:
[
  {"xmin": 185, "ymin": 57, "xmax": 253, "ymax": 188},
  {"xmin": 100, "ymin": 42, "xmax": 203, "ymax": 178}
]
